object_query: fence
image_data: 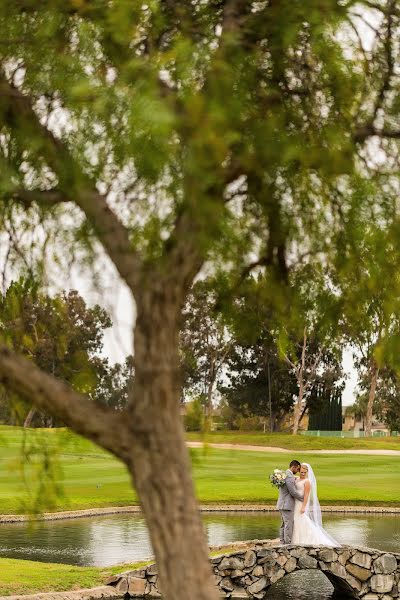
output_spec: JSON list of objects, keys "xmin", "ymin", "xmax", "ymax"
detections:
[{"xmin": 302, "ymin": 430, "xmax": 398, "ymax": 438}]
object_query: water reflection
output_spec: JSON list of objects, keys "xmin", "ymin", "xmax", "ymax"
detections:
[
  {"xmin": 0, "ymin": 512, "xmax": 399, "ymax": 566},
  {"xmin": 265, "ymin": 571, "xmax": 335, "ymax": 600}
]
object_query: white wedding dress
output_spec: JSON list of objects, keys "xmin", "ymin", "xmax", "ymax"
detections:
[{"xmin": 291, "ymin": 465, "xmax": 339, "ymax": 547}]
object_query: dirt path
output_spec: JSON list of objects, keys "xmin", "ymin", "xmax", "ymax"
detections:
[{"xmin": 187, "ymin": 441, "xmax": 400, "ymax": 456}]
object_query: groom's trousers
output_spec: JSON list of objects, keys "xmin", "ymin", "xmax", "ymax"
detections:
[{"xmin": 279, "ymin": 509, "xmax": 294, "ymax": 544}]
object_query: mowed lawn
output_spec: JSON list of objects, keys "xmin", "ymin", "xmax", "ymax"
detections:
[
  {"xmin": 191, "ymin": 447, "xmax": 399, "ymax": 505},
  {"xmin": 186, "ymin": 430, "xmax": 400, "ymax": 450},
  {"xmin": 0, "ymin": 426, "xmax": 398, "ymax": 513}
]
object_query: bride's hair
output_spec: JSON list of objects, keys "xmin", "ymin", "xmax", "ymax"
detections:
[{"xmin": 301, "ymin": 463, "xmax": 309, "ymax": 470}]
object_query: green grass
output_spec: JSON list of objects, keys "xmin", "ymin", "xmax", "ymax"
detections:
[
  {"xmin": 0, "ymin": 557, "xmax": 150, "ymax": 596},
  {"xmin": 0, "ymin": 426, "xmax": 399, "ymax": 596},
  {"xmin": 0, "ymin": 426, "xmax": 399, "ymax": 515},
  {"xmin": 191, "ymin": 447, "xmax": 400, "ymax": 505},
  {"xmin": 186, "ymin": 430, "xmax": 400, "ymax": 450}
]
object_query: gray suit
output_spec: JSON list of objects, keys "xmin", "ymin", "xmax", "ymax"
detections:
[{"xmin": 276, "ymin": 469, "xmax": 303, "ymax": 544}]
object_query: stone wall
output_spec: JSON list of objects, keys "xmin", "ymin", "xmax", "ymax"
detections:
[{"xmin": 108, "ymin": 542, "xmax": 400, "ymax": 599}]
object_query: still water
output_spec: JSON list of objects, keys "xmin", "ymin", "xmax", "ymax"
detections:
[{"xmin": 0, "ymin": 511, "xmax": 399, "ymax": 568}]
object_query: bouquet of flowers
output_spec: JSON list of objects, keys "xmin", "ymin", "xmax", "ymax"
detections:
[{"xmin": 269, "ymin": 468, "xmax": 287, "ymax": 488}]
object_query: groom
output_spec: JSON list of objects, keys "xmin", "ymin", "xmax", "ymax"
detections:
[{"xmin": 277, "ymin": 459, "xmax": 304, "ymax": 544}]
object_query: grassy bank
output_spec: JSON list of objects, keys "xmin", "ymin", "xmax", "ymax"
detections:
[
  {"xmin": 0, "ymin": 545, "xmax": 248, "ymax": 596},
  {"xmin": 0, "ymin": 557, "xmax": 150, "ymax": 596},
  {"xmin": 0, "ymin": 426, "xmax": 399, "ymax": 513},
  {"xmin": 186, "ymin": 431, "xmax": 400, "ymax": 450}
]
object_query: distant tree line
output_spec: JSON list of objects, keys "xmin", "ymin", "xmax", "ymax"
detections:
[
  {"xmin": 0, "ymin": 278, "xmax": 133, "ymax": 427},
  {"xmin": 181, "ymin": 265, "xmax": 400, "ymax": 435}
]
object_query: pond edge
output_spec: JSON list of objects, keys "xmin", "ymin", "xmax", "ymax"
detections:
[{"xmin": 1, "ymin": 504, "xmax": 400, "ymax": 523}]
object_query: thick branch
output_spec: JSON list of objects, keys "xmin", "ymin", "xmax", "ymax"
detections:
[
  {"xmin": 10, "ymin": 188, "xmax": 70, "ymax": 207},
  {"xmin": 354, "ymin": 124, "xmax": 400, "ymax": 142},
  {"xmin": 0, "ymin": 344, "xmax": 130, "ymax": 460},
  {"xmin": 0, "ymin": 73, "xmax": 142, "ymax": 291}
]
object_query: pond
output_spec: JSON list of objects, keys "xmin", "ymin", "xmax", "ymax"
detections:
[{"xmin": 0, "ymin": 511, "xmax": 399, "ymax": 569}]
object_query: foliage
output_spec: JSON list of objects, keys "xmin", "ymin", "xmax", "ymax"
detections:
[
  {"xmin": 337, "ymin": 227, "xmax": 400, "ymax": 435},
  {"xmin": 308, "ymin": 382, "xmax": 343, "ymax": 431},
  {"xmin": 184, "ymin": 398, "xmax": 204, "ymax": 432},
  {"xmin": 0, "ymin": 279, "xmax": 132, "ymax": 424},
  {"xmin": 180, "ymin": 281, "xmax": 232, "ymax": 413},
  {"xmin": 220, "ymin": 335, "xmax": 296, "ymax": 432},
  {"xmin": 91, "ymin": 355, "xmax": 134, "ymax": 411}
]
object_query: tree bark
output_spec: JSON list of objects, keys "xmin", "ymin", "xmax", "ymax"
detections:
[
  {"xmin": 23, "ymin": 406, "xmax": 36, "ymax": 428},
  {"xmin": 0, "ymin": 293, "xmax": 220, "ymax": 600},
  {"xmin": 365, "ymin": 361, "xmax": 379, "ymax": 438},
  {"xmin": 126, "ymin": 294, "xmax": 219, "ymax": 600},
  {"xmin": 292, "ymin": 379, "xmax": 304, "ymax": 435}
]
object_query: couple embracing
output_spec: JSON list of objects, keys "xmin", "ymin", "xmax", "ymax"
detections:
[{"xmin": 277, "ymin": 460, "xmax": 338, "ymax": 546}]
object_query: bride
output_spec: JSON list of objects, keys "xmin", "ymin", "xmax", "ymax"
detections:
[{"xmin": 292, "ymin": 463, "xmax": 339, "ymax": 546}]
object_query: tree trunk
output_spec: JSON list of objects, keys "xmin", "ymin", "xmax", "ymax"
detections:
[
  {"xmin": 365, "ymin": 362, "xmax": 379, "ymax": 438},
  {"xmin": 204, "ymin": 369, "xmax": 215, "ymax": 432},
  {"xmin": 125, "ymin": 296, "xmax": 219, "ymax": 600},
  {"xmin": 292, "ymin": 380, "xmax": 304, "ymax": 435},
  {"xmin": 23, "ymin": 406, "xmax": 36, "ymax": 428}
]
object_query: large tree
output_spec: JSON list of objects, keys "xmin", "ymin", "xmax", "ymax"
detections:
[
  {"xmin": 338, "ymin": 228, "xmax": 400, "ymax": 437},
  {"xmin": 221, "ymin": 334, "xmax": 297, "ymax": 432},
  {"xmin": 180, "ymin": 281, "xmax": 232, "ymax": 424},
  {"xmin": 0, "ymin": 279, "xmax": 113, "ymax": 426},
  {"xmin": 0, "ymin": 3, "xmax": 399, "ymax": 600}
]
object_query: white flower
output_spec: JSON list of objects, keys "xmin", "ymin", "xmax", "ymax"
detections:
[
  {"xmin": 274, "ymin": 469, "xmax": 280, "ymax": 473},
  {"xmin": 277, "ymin": 474, "xmax": 282, "ymax": 480}
]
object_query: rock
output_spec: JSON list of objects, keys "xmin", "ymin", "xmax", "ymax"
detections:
[
  {"xmin": 298, "ymin": 556, "xmax": 318, "ymax": 569},
  {"xmin": 147, "ymin": 584, "xmax": 162, "ymax": 598},
  {"xmin": 270, "ymin": 568, "xmax": 286, "ymax": 584},
  {"xmin": 370, "ymin": 574, "xmax": 394, "ymax": 593},
  {"xmin": 373, "ymin": 554, "xmax": 397, "ymax": 574},
  {"xmin": 229, "ymin": 585, "xmax": 248, "ymax": 599},
  {"xmin": 252, "ymin": 566, "xmax": 264, "ymax": 577},
  {"xmin": 276, "ymin": 555, "xmax": 287, "ymax": 566},
  {"xmin": 338, "ymin": 550, "xmax": 352, "ymax": 565},
  {"xmin": 264, "ymin": 564, "xmax": 280, "ymax": 579},
  {"xmin": 248, "ymin": 578, "xmax": 267, "ymax": 595},
  {"xmin": 328, "ymin": 562, "xmax": 347, "ymax": 579},
  {"xmin": 256, "ymin": 549, "xmax": 270, "ymax": 558},
  {"xmin": 147, "ymin": 564, "xmax": 158, "ymax": 576},
  {"xmin": 231, "ymin": 569, "xmax": 245, "ymax": 578},
  {"xmin": 244, "ymin": 550, "xmax": 257, "ymax": 568},
  {"xmin": 285, "ymin": 557, "xmax": 297, "ymax": 573},
  {"xmin": 318, "ymin": 549, "xmax": 338, "ymax": 563},
  {"xmin": 345, "ymin": 572, "xmax": 362, "ymax": 592},
  {"xmin": 220, "ymin": 577, "xmax": 234, "ymax": 592},
  {"xmin": 346, "ymin": 562, "xmax": 371, "ymax": 582},
  {"xmin": 219, "ymin": 556, "xmax": 245, "ymax": 571},
  {"xmin": 259, "ymin": 556, "xmax": 276, "ymax": 566},
  {"xmin": 211, "ymin": 556, "xmax": 222, "ymax": 565},
  {"xmin": 115, "ymin": 578, "xmax": 128, "ymax": 594},
  {"xmin": 128, "ymin": 577, "xmax": 146, "ymax": 595},
  {"xmin": 121, "ymin": 568, "xmax": 146, "ymax": 578},
  {"xmin": 361, "ymin": 595, "xmax": 380, "ymax": 600},
  {"xmin": 105, "ymin": 574, "xmax": 120, "ymax": 585},
  {"xmin": 290, "ymin": 548, "xmax": 307, "ymax": 558},
  {"xmin": 351, "ymin": 551, "xmax": 372, "ymax": 569}
]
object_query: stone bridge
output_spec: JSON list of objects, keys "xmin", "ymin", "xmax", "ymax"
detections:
[{"xmin": 108, "ymin": 541, "xmax": 400, "ymax": 599}]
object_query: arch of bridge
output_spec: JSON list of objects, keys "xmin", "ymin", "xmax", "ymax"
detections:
[{"xmin": 107, "ymin": 542, "xmax": 400, "ymax": 599}]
